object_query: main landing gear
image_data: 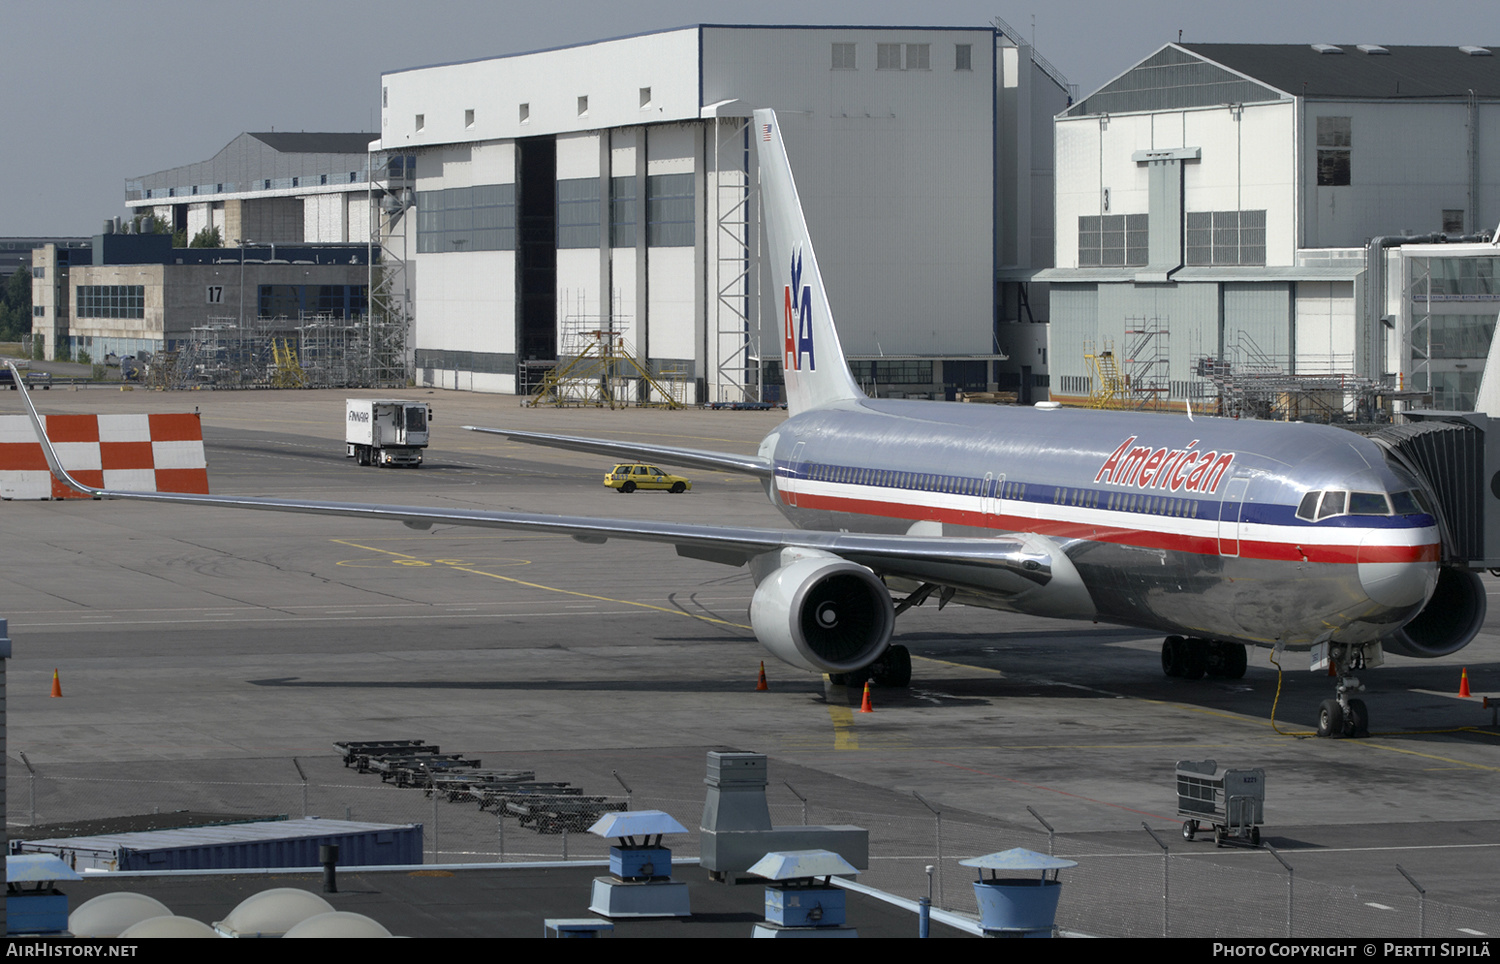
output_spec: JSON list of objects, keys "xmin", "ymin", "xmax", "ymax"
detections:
[
  {"xmin": 1314, "ymin": 643, "xmax": 1371, "ymax": 739},
  {"xmin": 829, "ymin": 644, "xmax": 912, "ymax": 688},
  {"xmin": 1161, "ymin": 636, "xmax": 1248, "ymax": 680}
]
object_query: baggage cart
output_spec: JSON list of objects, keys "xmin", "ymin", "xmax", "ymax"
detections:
[{"xmin": 1176, "ymin": 759, "xmax": 1265, "ymax": 846}]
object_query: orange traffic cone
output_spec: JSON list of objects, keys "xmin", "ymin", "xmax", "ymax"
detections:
[
  {"xmin": 50, "ymin": 669, "xmax": 62, "ymax": 698},
  {"xmin": 859, "ymin": 680, "xmax": 874, "ymax": 713},
  {"xmin": 756, "ymin": 661, "xmax": 768, "ymax": 691},
  {"xmin": 1460, "ymin": 668, "xmax": 1472, "ymax": 698}
]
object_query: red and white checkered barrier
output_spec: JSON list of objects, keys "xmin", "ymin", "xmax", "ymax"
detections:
[{"xmin": 0, "ymin": 413, "xmax": 209, "ymax": 500}]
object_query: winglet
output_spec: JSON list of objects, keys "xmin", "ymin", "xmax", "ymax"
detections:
[
  {"xmin": 5, "ymin": 361, "xmax": 102, "ymax": 498},
  {"xmin": 753, "ymin": 109, "xmax": 863, "ymax": 415}
]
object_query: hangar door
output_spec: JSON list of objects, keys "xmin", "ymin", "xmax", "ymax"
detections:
[{"xmin": 1222, "ymin": 283, "xmax": 1292, "ymax": 374}]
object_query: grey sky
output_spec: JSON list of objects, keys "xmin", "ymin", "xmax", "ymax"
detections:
[{"xmin": 4, "ymin": 0, "xmax": 1493, "ymax": 235}]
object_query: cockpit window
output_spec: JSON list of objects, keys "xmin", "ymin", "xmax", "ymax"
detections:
[
  {"xmin": 1348, "ymin": 492, "xmax": 1391, "ymax": 516},
  {"xmin": 1390, "ymin": 490, "xmax": 1433, "ymax": 515},
  {"xmin": 1299, "ymin": 488, "xmax": 1416, "ymax": 521},
  {"xmin": 1317, "ymin": 490, "xmax": 1347, "ymax": 520}
]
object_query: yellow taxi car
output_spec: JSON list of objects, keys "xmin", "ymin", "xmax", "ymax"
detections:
[{"xmin": 604, "ymin": 463, "xmax": 692, "ymax": 494}]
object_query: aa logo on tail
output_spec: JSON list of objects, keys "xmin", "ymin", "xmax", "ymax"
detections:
[{"xmin": 783, "ymin": 249, "xmax": 816, "ymax": 372}]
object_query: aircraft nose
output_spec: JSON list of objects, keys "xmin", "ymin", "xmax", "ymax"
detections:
[{"xmin": 1357, "ymin": 533, "xmax": 1438, "ymax": 609}]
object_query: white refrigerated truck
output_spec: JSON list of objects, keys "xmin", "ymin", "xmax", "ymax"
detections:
[{"xmin": 345, "ymin": 399, "xmax": 432, "ymax": 467}]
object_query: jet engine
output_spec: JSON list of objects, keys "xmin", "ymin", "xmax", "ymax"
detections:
[
  {"xmin": 1384, "ymin": 567, "xmax": 1487, "ymax": 658},
  {"xmin": 750, "ymin": 555, "xmax": 894, "ymax": 674}
]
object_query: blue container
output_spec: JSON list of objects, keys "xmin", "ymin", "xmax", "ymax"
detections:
[
  {"xmin": 764, "ymin": 886, "xmax": 845, "ymax": 927},
  {"xmin": 7, "ymin": 893, "xmax": 69, "ymax": 935},
  {"xmin": 18, "ymin": 819, "xmax": 423, "ymax": 872},
  {"xmin": 972, "ymin": 879, "xmax": 1063, "ymax": 933},
  {"xmin": 610, "ymin": 846, "xmax": 671, "ymax": 879}
]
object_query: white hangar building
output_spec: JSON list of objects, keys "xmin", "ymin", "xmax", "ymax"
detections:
[
  {"xmin": 377, "ymin": 24, "xmax": 1070, "ymax": 402},
  {"xmin": 1039, "ymin": 43, "xmax": 1500, "ymax": 414},
  {"xmin": 124, "ymin": 132, "xmax": 399, "ymax": 247}
]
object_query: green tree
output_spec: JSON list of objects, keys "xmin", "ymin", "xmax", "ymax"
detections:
[
  {"xmin": 188, "ymin": 226, "xmax": 223, "ymax": 248},
  {"xmin": 0, "ymin": 267, "xmax": 33, "ymax": 341}
]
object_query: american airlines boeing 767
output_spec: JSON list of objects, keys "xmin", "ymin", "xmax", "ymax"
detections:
[{"xmin": 12, "ymin": 109, "xmax": 1480, "ymax": 739}]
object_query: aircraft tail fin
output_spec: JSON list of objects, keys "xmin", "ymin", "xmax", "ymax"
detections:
[{"xmin": 753, "ymin": 109, "xmax": 864, "ymax": 415}]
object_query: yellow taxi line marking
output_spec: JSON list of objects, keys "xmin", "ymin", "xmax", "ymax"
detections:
[
  {"xmin": 826, "ymin": 704, "xmax": 859, "ymax": 750},
  {"xmin": 331, "ymin": 538, "xmax": 751, "ymax": 631}
]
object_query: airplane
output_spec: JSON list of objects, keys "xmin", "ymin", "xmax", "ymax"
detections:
[{"xmin": 9, "ymin": 109, "xmax": 1482, "ymax": 740}]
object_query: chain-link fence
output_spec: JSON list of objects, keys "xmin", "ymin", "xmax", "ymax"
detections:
[{"xmin": 8, "ymin": 752, "xmax": 1496, "ymax": 939}]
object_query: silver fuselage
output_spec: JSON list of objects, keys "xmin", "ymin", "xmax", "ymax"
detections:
[{"xmin": 761, "ymin": 399, "xmax": 1441, "ymax": 647}]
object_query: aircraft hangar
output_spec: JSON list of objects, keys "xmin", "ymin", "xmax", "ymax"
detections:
[
  {"xmin": 1038, "ymin": 43, "xmax": 1500, "ymax": 417},
  {"xmin": 376, "ymin": 24, "xmax": 1071, "ymax": 404}
]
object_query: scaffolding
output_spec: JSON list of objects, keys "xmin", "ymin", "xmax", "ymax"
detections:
[
  {"xmin": 1203, "ymin": 331, "xmax": 1379, "ymax": 422},
  {"xmin": 366, "ymin": 147, "xmax": 415, "ymax": 388},
  {"xmin": 1082, "ymin": 319, "xmax": 1173, "ymax": 411},
  {"xmin": 1123, "ymin": 315, "xmax": 1171, "ymax": 410},
  {"xmin": 142, "ymin": 311, "xmax": 409, "ymax": 390},
  {"xmin": 528, "ymin": 310, "xmax": 685, "ymax": 408},
  {"xmin": 710, "ymin": 115, "xmax": 759, "ymax": 404}
]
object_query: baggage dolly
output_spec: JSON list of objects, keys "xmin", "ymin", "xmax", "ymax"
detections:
[{"xmin": 1176, "ymin": 759, "xmax": 1265, "ymax": 847}]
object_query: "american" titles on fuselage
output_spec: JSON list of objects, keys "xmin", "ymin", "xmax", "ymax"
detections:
[{"xmin": 1093, "ymin": 436, "xmax": 1235, "ymax": 494}]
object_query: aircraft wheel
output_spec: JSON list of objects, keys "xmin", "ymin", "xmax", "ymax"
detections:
[
  {"xmin": 621, "ymin": 481, "xmax": 636, "ymax": 493},
  {"xmin": 1182, "ymin": 638, "xmax": 1207, "ymax": 680},
  {"xmin": 1161, "ymin": 636, "xmax": 1187, "ymax": 677},
  {"xmin": 872, "ymin": 644, "xmax": 912, "ymax": 688},
  {"xmin": 1223, "ymin": 643, "xmax": 1248, "ymax": 679},
  {"xmin": 1345, "ymin": 698, "xmax": 1369, "ymax": 738},
  {"xmin": 670, "ymin": 481, "xmax": 686, "ymax": 494},
  {"xmin": 1317, "ymin": 699, "xmax": 1345, "ymax": 738},
  {"xmin": 1202, "ymin": 640, "xmax": 1224, "ymax": 677}
]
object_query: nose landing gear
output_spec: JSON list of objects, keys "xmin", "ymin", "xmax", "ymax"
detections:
[{"xmin": 1314, "ymin": 643, "xmax": 1374, "ymax": 739}]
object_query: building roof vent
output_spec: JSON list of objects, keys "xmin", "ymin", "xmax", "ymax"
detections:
[
  {"xmin": 1356, "ymin": 44, "xmax": 1390, "ymax": 55},
  {"xmin": 1459, "ymin": 45, "xmax": 1492, "ymax": 56},
  {"xmin": 1311, "ymin": 43, "xmax": 1344, "ymax": 55}
]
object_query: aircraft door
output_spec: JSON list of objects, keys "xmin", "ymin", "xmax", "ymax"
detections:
[
  {"xmin": 1218, "ymin": 476, "xmax": 1250, "ymax": 557},
  {"xmin": 982, "ymin": 472, "xmax": 1003, "ymax": 530},
  {"xmin": 782, "ymin": 442, "xmax": 805, "ymax": 507}
]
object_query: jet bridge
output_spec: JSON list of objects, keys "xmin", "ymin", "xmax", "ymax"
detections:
[{"xmin": 1372, "ymin": 411, "xmax": 1500, "ymax": 569}]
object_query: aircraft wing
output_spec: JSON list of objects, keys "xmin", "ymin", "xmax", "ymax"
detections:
[
  {"xmin": 46, "ymin": 484, "xmax": 1057, "ymax": 586},
  {"xmin": 7, "ymin": 361, "xmax": 1068, "ymax": 603},
  {"xmin": 463, "ymin": 426, "xmax": 773, "ymax": 478}
]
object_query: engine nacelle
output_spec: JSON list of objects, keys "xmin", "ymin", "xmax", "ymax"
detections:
[
  {"xmin": 1384, "ymin": 567, "xmax": 1487, "ymax": 658},
  {"xmin": 750, "ymin": 556, "xmax": 894, "ymax": 674}
]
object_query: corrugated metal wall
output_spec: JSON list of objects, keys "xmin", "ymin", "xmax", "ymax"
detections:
[{"xmin": 1223, "ymin": 282, "xmax": 1291, "ymax": 371}]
